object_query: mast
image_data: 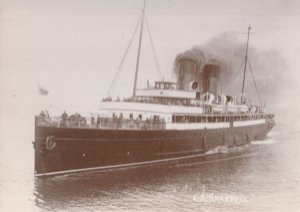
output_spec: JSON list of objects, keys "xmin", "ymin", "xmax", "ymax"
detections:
[
  {"xmin": 132, "ymin": 0, "xmax": 146, "ymax": 98},
  {"xmin": 241, "ymin": 25, "xmax": 251, "ymax": 103}
]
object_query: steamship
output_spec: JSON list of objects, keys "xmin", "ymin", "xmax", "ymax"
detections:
[{"xmin": 34, "ymin": 3, "xmax": 275, "ymax": 177}]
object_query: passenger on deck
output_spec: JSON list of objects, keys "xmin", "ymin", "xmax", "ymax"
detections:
[
  {"xmin": 61, "ymin": 111, "xmax": 68, "ymax": 127},
  {"xmin": 116, "ymin": 115, "xmax": 122, "ymax": 129},
  {"xmin": 91, "ymin": 116, "xmax": 95, "ymax": 127},
  {"xmin": 96, "ymin": 115, "xmax": 100, "ymax": 127},
  {"xmin": 39, "ymin": 110, "xmax": 45, "ymax": 120},
  {"xmin": 112, "ymin": 113, "xmax": 117, "ymax": 122},
  {"xmin": 161, "ymin": 118, "xmax": 166, "ymax": 129},
  {"xmin": 44, "ymin": 110, "xmax": 50, "ymax": 121}
]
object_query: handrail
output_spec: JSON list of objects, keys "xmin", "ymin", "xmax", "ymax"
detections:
[
  {"xmin": 36, "ymin": 111, "xmax": 273, "ymax": 129},
  {"xmin": 36, "ymin": 116, "xmax": 166, "ymax": 130}
]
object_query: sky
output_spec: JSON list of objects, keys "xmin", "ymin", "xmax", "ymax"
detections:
[{"xmin": 0, "ymin": 0, "xmax": 300, "ymax": 119}]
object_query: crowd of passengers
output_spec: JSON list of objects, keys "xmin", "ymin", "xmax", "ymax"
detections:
[
  {"xmin": 38, "ymin": 110, "xmax": 166, "ymax": 129},
  {"xmin": 38, "ymin": 110, "xmax": 50, "ymax": 122},
  {"xmin": 90, "ymin": 113, "xmax": 166, "ymax": 129},
  {"xmin": 38, "ymin": 111, "xmax": 87, "ymax": 127},
  {"xmin": 38, "ymin": 109, "xmax": 273, "ymax": 129}
]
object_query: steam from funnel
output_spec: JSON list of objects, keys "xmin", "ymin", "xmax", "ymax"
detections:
[{"xmin": 173, "ymin": 32, "xmax": 286, "ymax": 104}]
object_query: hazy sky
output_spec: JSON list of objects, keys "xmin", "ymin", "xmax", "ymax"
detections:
[{"xmin": 1, "ymin": 0, "xmax": 299, "ymax": 117}]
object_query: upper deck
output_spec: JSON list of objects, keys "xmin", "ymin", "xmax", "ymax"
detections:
[
  {"xmin": 36, "ymin": 81, "xmax": 274, "ymax": 131},
  {"xmin": 135, "ymin": 81, "xmax": 198, "ymax": 100}
]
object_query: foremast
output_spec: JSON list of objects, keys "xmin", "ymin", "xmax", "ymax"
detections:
[{"xmin": 132, "ymin": 0, "xmax": 146, "ymax": 98}]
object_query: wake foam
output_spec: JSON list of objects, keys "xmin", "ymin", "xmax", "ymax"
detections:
[
  {"xmin": 251, "ymin": 138, "xmax": 278, "ymax": 145},
  {"xmin": 205, "ymin": 145, "xmax": 249, "ymax": 155},
  {"xmin": 205, "ymin": 146, "xmax": 228, "ymax": 155}
]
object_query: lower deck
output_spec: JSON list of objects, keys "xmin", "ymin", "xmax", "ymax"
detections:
[{"xmin": 36, "ymin": 112, "xmax": 275, "ymax": 131}]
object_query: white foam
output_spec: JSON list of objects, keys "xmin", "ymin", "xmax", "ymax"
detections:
[
  {"xmin": 205, "ymin": 144, "xmax": 254, "ymax": 155},
  {"xmin": 205, "ymin": 146, "xmax": 230, "ymax": 155},
  {"xmin": 251, "ymin": 138, "xmax": 278, "ymax": 145}
]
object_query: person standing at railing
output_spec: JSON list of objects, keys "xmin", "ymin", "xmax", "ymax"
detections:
[
  {"xmin": 39, "ymin": 110, "xmax": 45, "ymax": 120},
  {"xmin": 161, "ymin": 118, "xmax": 166, "ymax": 129},
  {"xmin": 117, "ymin": 114, "xmax": 123, "ymax": 129},
  {"xmin": 91, "ymin": 116, "xmax": 95, "ymax": 127},
  {"xmin": 38, "ymin": 110, "xmax": 47, "ymax": 125},
  {"xmin": 44, "ymin": 110, "xmax": 50, "ymax": 123},
  {"xmin": 96, "ymin": 115, "xmax": 100, "ymax": 128},
  {"xmin": 61, "ymin": 111, "xmax": 68, "ymax": 127}
]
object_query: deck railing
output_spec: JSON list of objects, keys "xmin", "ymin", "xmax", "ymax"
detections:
[
  {"xmin": 36, "ymin": 116, "xmax": 166, "ymax": 130},
  {"xmin": 36, "ymin": 112, "xmax": 274, "ymax": 130}
]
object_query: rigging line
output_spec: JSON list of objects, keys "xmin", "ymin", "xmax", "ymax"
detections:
[
  {"xmin": 107, "ymin": 15, "xmax": 143, "ymax": 97},
  {"xmin": 247, "ymin": 59, "xmax": 263, "ymax": 107},
  {"xmin": 223, "ymin": 58, "xmax": 245, "ymax": 93},
  {"xmin": 170, "ymin": 62, "xmax": 178, "ymax": 82},
  {"xmin": 145, "ymin": 16, "xmax": 163, "ymax": 80}
]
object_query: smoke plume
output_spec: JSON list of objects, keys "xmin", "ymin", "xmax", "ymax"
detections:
[{"xmin": 173, "ymin": 32, "xmax": 286, "ymax": 105}]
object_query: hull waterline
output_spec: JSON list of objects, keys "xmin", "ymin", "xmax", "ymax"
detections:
[{"xmin": 34, "ymin": 120, "xmax": 274, "ymax": 177}]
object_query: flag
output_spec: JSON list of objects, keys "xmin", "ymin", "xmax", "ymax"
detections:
[{"xmin": 38, "ymin": 86, "xmax": 49, "ymax": 95}]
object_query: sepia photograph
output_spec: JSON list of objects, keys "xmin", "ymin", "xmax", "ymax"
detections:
[{"xmin": 0, "ymin": 0, "xmax": 299, "ymax": 211}]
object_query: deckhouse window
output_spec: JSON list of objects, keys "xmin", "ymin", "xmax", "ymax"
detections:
[
  {"xmin": 190, "ymin": 116, "xmax": 196, "ymax": 123},
  {"xmin": 171, "ymin": 115, "xmax": 236, "ymax": 123},
  {"xmin": 130, "ymin": 113, "xmax": 133, "ymax": 119}
]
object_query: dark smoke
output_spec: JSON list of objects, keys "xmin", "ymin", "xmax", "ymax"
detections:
[{"xmin": 174, "ymin": 32, "xmax": 286, "ymax": 105}]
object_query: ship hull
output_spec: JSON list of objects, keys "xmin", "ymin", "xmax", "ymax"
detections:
[{"xmin": 34, "ymin": 120, "xmax": 274, "ymax": 177}]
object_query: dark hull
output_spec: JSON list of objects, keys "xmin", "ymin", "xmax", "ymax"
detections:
[{"xmin": 34, "ymin": 122, "xmax": 274, "ymax": 177}]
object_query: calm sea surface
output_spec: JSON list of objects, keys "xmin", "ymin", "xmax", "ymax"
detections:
[{"xmin": 1, "ymin": 110, "xmax": 300, "ymax": 211}]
